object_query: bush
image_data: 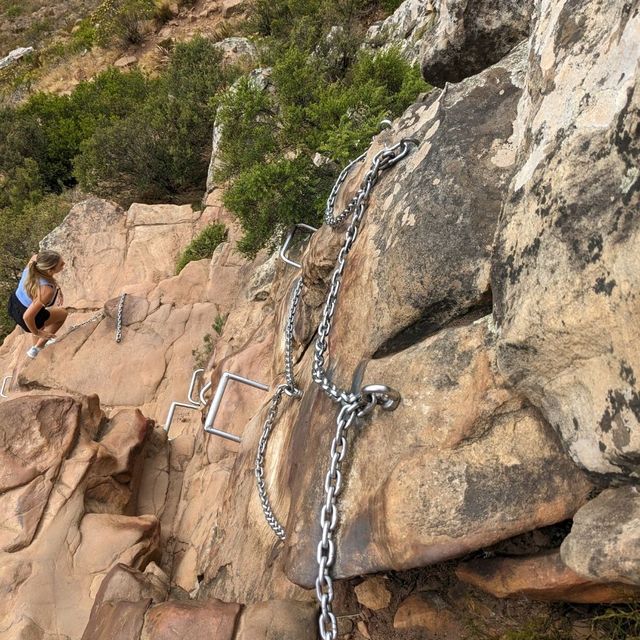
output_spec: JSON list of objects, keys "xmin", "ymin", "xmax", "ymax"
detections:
[
  {"xmin": 216, "ymin": 46, "xmax": 428, "ymax": 254},
  {"xmin": 154, "ymin": 1, "xmax": 175, "ymax": 26},
  {"xmin": 68, "ymin": 19, "xmax": 98, "ymax": 53},
  {"xmin": 0, "ymin": 68, "xmax": 152, "ymax": 196},
  {"xmin": 223, "ymin": 156, "xmax": 332, "ymax": 257},
  {"xmin": 214, "ymin": 75, "xmax": 279, "ymax": 181},
  {"xmin": 75, "ymin": 37, "xmax": 235, "ymax": 203},
  {"xmin": 93, "ymin": 0, "xmax": 156, "ymax": 47},
  {"xmin": 176, "ymin": 223, "xmax": 228, "ymax": 273}
]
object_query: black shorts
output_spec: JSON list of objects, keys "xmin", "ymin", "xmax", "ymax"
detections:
[{"xmin": 7, "ymin": 292, "xmax": 50, "ymax": 333}]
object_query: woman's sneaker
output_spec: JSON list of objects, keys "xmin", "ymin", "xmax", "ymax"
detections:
[{"xmin": 26, "ymin": 346, "xmax": 41, "ymax": 359}]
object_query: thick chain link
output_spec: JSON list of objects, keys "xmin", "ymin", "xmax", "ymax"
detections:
[
  {"xmin": 314, "ymin": 138, "xmax": 416, "ymax": 640},
  {"xmin": 255, "ymin": 277, "xmax": 304, "ymax": 540},
  {"xmin": 115, "ymin": 292, "xmax": 126, "ymax": 343}
]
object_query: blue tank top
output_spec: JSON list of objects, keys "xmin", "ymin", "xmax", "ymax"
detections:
[{"xmin": 15, "ymin": 267, "xmax": 56, "ymax": 307}]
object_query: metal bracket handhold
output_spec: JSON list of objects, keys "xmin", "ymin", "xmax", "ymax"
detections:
[
  {"xmin": 204, "ymin": 372, "xmax": 269, "ymax": 443},
  {"xmin": 164, "ymin": 401, "xmax": 201, "ymax": 433},
  {"xmin": 199, "ymin": 381, "xmax": 212, "ymax": 406},
  {"xmin": 279, "ymin": 223, "xmax": 318, "ymax": 269},
  {"xmin": 0, "ymin": 375, "xmax": 12, "ymax": 398},
  {"xmin": 187, "ymin": 368, "xmax": 205, "ymax": 405}
]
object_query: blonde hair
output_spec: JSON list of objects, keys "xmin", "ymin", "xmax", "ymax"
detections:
[{"xmin": 25, "ymin": 250, "xmax": 61, "ymax": 301}]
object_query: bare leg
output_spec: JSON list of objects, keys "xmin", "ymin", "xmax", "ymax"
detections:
[{"xmin": 34, "ymin": 308, "xmax": 68, "ymax": 348}]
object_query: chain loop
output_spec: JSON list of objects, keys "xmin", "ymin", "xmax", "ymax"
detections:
[
  {"xmin": 115, "ymin": 292, "xmax": 126, "ymax": 343},
  {"xmin": 255, "ymin": 276, "xmax": 304, "ymax": 540}
]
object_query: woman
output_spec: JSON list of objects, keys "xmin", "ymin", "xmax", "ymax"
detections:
[{"xmin": 7, "ymin": 250, "xmax": 68, "ymax": 359}]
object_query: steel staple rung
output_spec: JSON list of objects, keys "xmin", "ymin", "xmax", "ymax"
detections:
[
  {"xmin": 187, "ymin": 368, "xmax": 205, "ymax": 405},
  {"xmin": 279, "ymin": 223, "xmax": 318, "ymax": 269},
  {"xmin": 204, "ymin": 371, "xmax": 269, "ymax": 443},
  {"xmin": 0, "ymin": 375, "xmax": 12, "ymax": 398},
  {"xmin": 164, "ymin": 400, "xmax": 201, "ymax": 434}
]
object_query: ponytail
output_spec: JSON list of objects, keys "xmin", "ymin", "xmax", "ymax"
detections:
[{"xmin": 25, "ymin": 250, "xmax": 61, "ymax": 301}]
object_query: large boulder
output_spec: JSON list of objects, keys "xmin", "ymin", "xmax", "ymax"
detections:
[
  {"xmin": 561, "ymin": 487, "xmax": 640, "ymax": 586},
  {"xmin": 11, "ymin": 200, "xmax": 254, "ymax": 424},
  {"xmin": 456, "ymin": 550, "xmax": 640, "ymax": 603},
  {"xmin": 419, "ymin": 0, "xmax": 533, "ymax": 86},
  {"xmin": 491, "ymin": 0, "xmax": 640, "ymax": 477},
  {"xmin": 283, "ymin": 320, "xmax": 592, "ymax": 586},
  {"xmin": 41, "ymin": 198, "xmax": 217, "ymax": 309}
]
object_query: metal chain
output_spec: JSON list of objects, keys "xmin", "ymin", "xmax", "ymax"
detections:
[
  {"xmin": 67, "ymin": 310, "xmax": 104, "ymax": 333},
  {"xmin": 313, "ymin": 138, "xmax": 416, "ymax": 640},
  {"xmin": 313, "ymin": 139, "xmax": 417, "ymax": 405},
  {"xmin": 255, "ymin": 276, "xmax": 304, "ymax": 540},
  {"xmin": 115, "ymin": 292, "xmax": 126, "ymax": 343}
]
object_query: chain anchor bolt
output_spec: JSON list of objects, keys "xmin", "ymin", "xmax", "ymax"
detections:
[{"xmin": 357, "ymin": 384, "xmax": 401, "ymax": 417}]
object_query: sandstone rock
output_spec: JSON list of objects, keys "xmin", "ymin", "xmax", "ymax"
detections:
[
  {"xmin": 354, "ymin": 576, "xmax": 392, "ymax": 610},
  {"xmin": 491, "ymin": 0, "xmax": 640, "ymax": 477},
  {"xmin": 17, "ymin": 218, "xmax": 252, "ymax": 423},
  {"xmin": 81, "ymin": 599, "xmax": 150, "ymax": 640},
  {"xmin": 561, "ymin": 487, "xmax": 640, "ymax": 586},
  {"xmin": 419, "ymin": 0, "xmax": 532, "ymax": 86},
  {"xmin": 364, "ymin": 0, "xmax": 436, "ymax": 65},
  {"xmin": 0, "ymin": 394, "xmax": 160, "ymax": 639},
  {"xmin": 40, "ymin": 198, "xmax": 213, "ymax": 309},
  {"xmin": 393, "ymin": 591, "xmax": 465, "ymax": 637},
  {"xmin": 141, "ymin": 600, "xmax": 241, "ymax": 640},
  {"xmin": 456, "ymin": 550, "xmax": 640, "ymax": 603},
  {"xmin": 81, "ymin": 564, "xmax": 168, "ymax": 640},
  {"xmin": 283, "ymin": 319, "xmax": 592, "ymax": 586},
  {"xmin": 235, "ymin": 600, "xmax": 317, "ymax": 640}
]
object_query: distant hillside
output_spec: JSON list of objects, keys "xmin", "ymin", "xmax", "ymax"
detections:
[{"xmin": 0, "ymin": 0, "xmax": 101, "ymax": 56}]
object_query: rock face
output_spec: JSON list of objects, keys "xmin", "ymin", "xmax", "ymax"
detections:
[
  {"xmin": 0, "ymin": 393, "xmax": 159, "ymax": 639},
  {"xmin": 561, "ymin": 487, "xmax": 640, "ymax": 586},
  {"xmin": 0, "ymin": 0, "xmax": 638, "ymax": 634},
  {"xmin": 82, "ymin": 563, "xmax": 316, "ymax": 640},
  {"xmin": 41, "ymin": 198, "xmax": 211, "ymax": 309},
  {"xmin": 456, "ymin": 550, "xmax": 640, "ymax": 603},
  {"xmin": 364, "ymin": 0, "xmax": 436, "ymax": 65},
  {"xmin": 491, "ymin": 0, "xmax": 640, "ymax": 477},
  {"xmin": 283, "ymin": 320, "xmax": 592, "ymax": 586},
  {"xmin": 419, "ymin": 0, "xmax": 533, "ymax": 86},
  {"xmin": 3, "ymin": 195, "xmax": 253, "ymax": 426}
]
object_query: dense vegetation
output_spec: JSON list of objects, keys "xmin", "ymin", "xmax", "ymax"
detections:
[{"xmin": 0, "ymin": 0, "xmax": 426, "ymax": 337}]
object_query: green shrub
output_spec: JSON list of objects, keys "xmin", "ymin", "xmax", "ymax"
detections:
[
  {"xmin": 176, "ymin": 223, "xmax": 228, "ymax": 273},
  {"xmin": 223, "ymin": 156, "xmax": 332, "ymax": 257},
  {"xmin": 217, "ymin": 46, "xmax": 428, "ymax": 254},
  {"xmin": 93, "ymin": 0, "xmax": 156, "ymax": 47},
  {"xmin": 76, "ymin": 37, "xmax": 235, "ymax": 203},
  {"xmin": 0, "ymin": 68, "xmax": 152, "ymax": 195},
  {"xmin": 69, "ymin": 19, "xmax": 97, "ymax": 53},
  {"xmin": 214, "ymin": 75, "xmax": 279, "ymax": 181}
]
